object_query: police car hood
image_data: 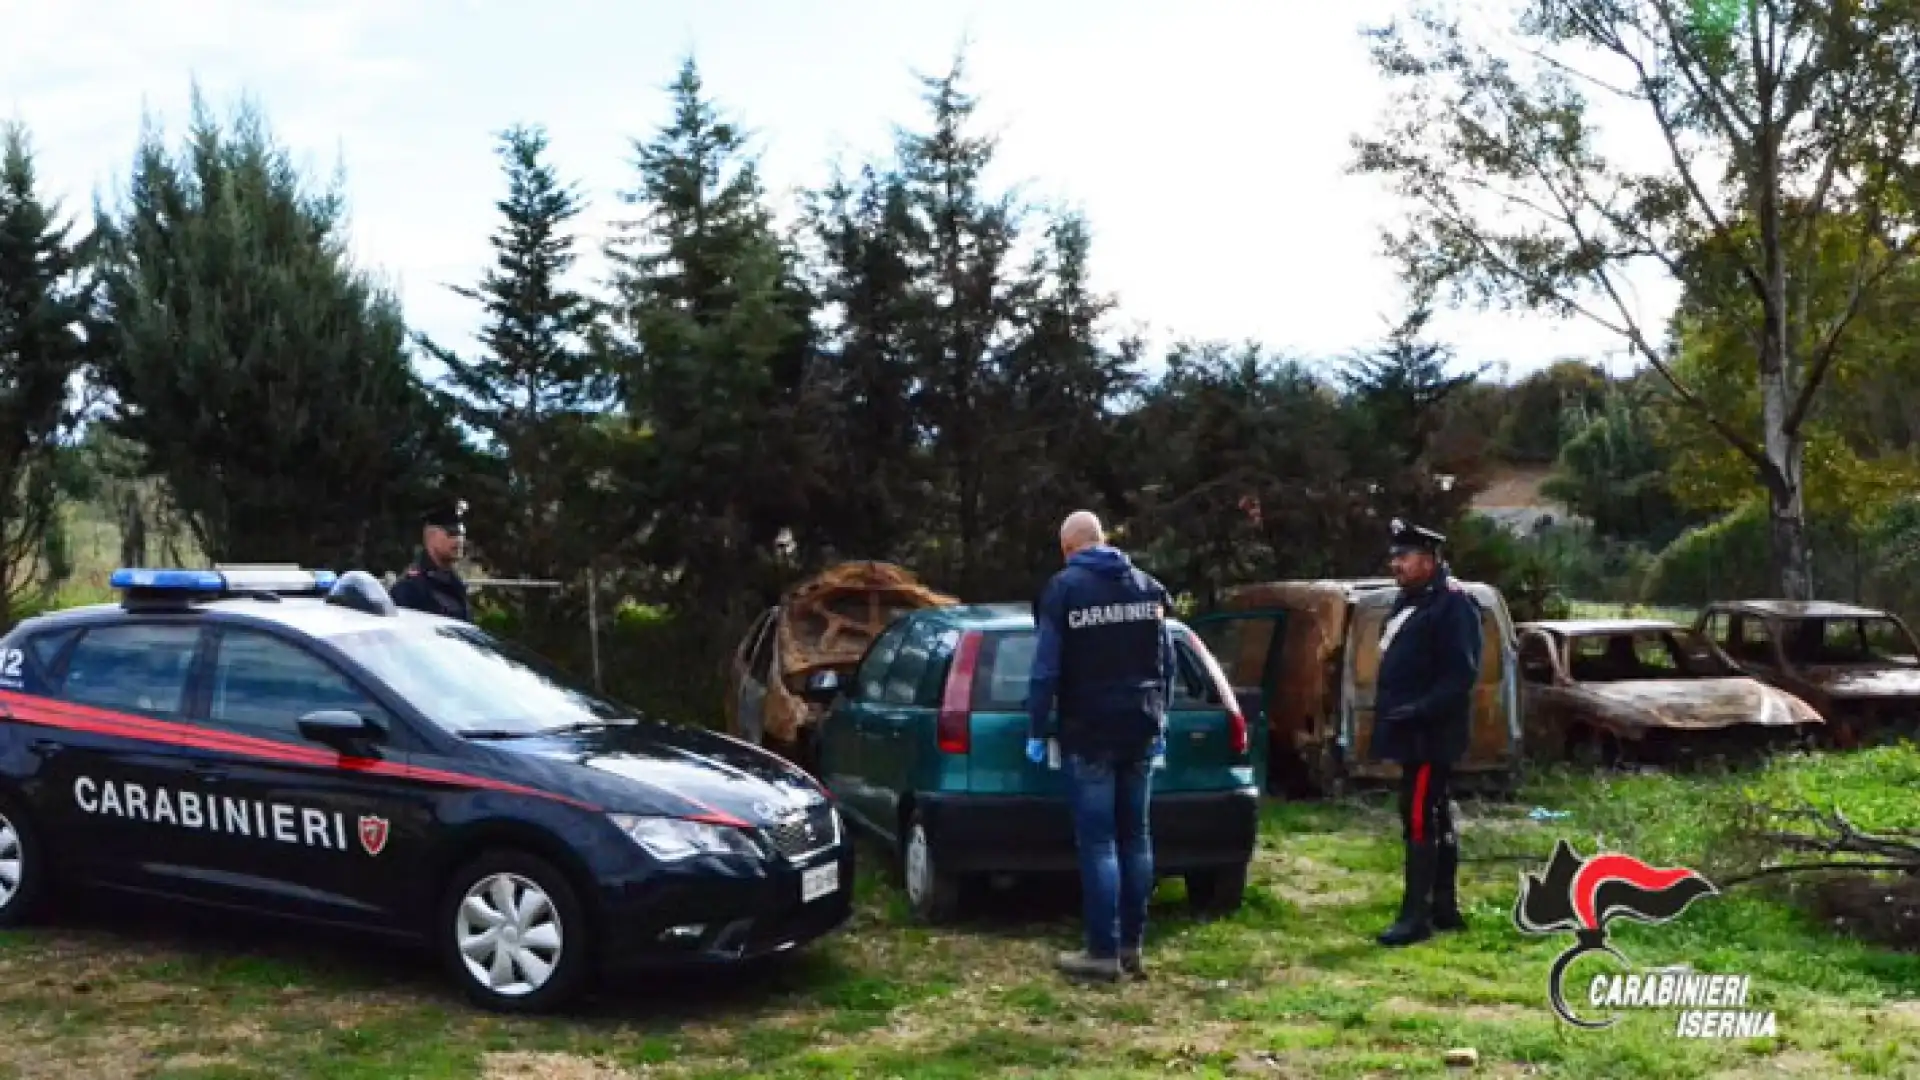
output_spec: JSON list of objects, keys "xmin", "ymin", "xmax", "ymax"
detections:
[{"xmin": 482, "ymin": 720, "xmax": 826, "ymax": 824}]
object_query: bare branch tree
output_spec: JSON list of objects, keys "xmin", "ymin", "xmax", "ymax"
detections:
[{"xmin": 1353, "ymin": 0, "xmax": 1920, "ymax": 598}]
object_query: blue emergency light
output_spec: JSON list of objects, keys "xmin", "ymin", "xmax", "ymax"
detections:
[{"xmin": 109, "ymin": 565, "xmax": 339, "ymax": 603}]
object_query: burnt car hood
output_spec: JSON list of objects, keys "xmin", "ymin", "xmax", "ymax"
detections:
[
  {"xmin": 479, "ymin": 720, "xmax": 826, "ymax": 825},
  {"xmin": 1575, "ymin": 678, "xmax": 1817, "ymax": 729},
  {"xmin": 1797, "ymin": 666, "xmax": 1920, "ymax": 699}
]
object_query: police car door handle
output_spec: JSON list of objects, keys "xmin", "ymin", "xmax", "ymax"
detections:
[
  {"xmin": 877, "ymin": 712, "xmax": 909, "ymax": 736},
  {"xmin": 28, "ymin": 739, "xmax": 61, "ymax": 758},
  {"xmin": 191, "ymin": 762, "xmax": 229, "ymax": 784}
]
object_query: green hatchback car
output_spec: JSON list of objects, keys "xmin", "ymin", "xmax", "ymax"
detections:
[{"xmin": 802, "ymin": 603, "xmax": 1264, "ymax": 922}]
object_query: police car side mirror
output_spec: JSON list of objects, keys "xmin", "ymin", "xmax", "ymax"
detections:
[
  {"xmin": 801, "ymin": 670, "xmax": 842, "ymax": 705},
  {"xmin": 298, "ymin": 709, "xmax": 379, "ymax": 749}
]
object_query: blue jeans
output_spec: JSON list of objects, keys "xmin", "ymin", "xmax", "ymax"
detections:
[{"xmin": 1066, "ymin": 753, "xmax": 1154, "ymax": 959}]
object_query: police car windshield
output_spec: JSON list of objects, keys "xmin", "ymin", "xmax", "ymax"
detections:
[{"xmin": 332, "ymin": 624, "xmax": 631, "ymax": 735}]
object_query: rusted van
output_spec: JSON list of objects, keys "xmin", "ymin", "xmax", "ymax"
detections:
[{"xmin": 1190, "ymin": 578, "xmax": 1521, "ymax": 797}]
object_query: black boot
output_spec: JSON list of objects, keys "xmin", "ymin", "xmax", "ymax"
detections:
[
  {"xmin": 1378, "ymin": 843, "xmax": 1437, "ymax": 947},
  {"xmin": 1432, "ymin": 840, "xmax": 1466, "ymax": 932}
]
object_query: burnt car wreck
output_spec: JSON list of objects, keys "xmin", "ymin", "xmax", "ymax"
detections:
[
  {"xmin": 1695, "ymin": 600, "xmax": 1920, "ymax": 748},
  {"xmin": 726, "ymin": 562, "xmax": 957, "ymax": 769},
  {"xmin": 1193, "ymin": 578, "xmax": 1522, "ymax": 797},
  {"xmin": 1517, "ymin": 619, "xmax": 1824, "ymax": 766}
]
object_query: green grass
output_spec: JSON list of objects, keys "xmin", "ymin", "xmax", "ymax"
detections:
[{"xmin": 2, "ymin": 752, "xmax": 1918, "ymax": 1078}]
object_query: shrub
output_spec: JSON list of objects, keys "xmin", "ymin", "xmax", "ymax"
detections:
[
  {"xmin": 474, "ymin": 595, "xmax": 728, "ymax": 728},
  {"xmin": 1642, "ymin": 501, "xmax": 1772, "ymax": 605}
]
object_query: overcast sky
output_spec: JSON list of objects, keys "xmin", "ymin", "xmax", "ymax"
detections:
[{"xmin": 2, "ymin": 0, "xmax": 1673, "ymax": 380}]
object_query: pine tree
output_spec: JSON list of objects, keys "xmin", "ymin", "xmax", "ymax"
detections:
[
  {"xmin": 93, "ymin": 93, "xmax": 460, "ymax": 571},
  {"xmin": 1129, "ymin": 344, "xmax": 1353, "ymax": 603},
  {"xmin": 417, "ymin": 124, "xmax": 609, "ymax": 634},
  {"xmin": 1340, "ymin": 305, "xmax": 1483, "ymax": 531},
  {"xmin": 0, "ymin": 123, "xmax": 94, "ymax": 624},
  {"xmin": 805, "ymin": 165, "xmax": 926, "ymax": 562},
  {"xmin": 986, "ymin": 212, "xmax": 1143, "ymax": 590},
  {"xmin": 606, "ymin": 57, "xmax": 820, "ymax": 632},
  {"xmin": 892, "ymin": 55, "xmax": 1023, "ymax": 596}
]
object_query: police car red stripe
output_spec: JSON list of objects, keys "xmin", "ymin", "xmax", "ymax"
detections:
[{"xmin": 0, "ymin": 688, "xmax": 606, "ymax": 813}]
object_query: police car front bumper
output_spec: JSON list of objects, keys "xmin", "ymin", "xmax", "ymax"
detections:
[
  {"xmin": 917, "ymin": 788, "xmax": 1260, "ymax": 875},
  {"xmin": 593, "ymin": 840, "xmax": 856, "ymax": 973}
]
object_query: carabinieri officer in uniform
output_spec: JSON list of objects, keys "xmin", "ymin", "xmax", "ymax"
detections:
[
  {"xmin": 1372, "ymin": 519, "xmax": 1482, "ymax": 947},
  {"xmin": 390, "ymin": 499, "xmax": 472, "ymax": 622},
  {"xmin": 1026, "ymin": 510, "xmax": 1176, "ymax": 982}
]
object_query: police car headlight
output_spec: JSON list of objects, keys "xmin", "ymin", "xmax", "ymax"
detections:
[{"xmin": 609, "ymin": 814, "xmax": 765, "ymax": 861}]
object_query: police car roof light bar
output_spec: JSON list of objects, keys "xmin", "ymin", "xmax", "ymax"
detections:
[{"xmin": 110, "ymin": 566, "xmax": 340, "ymax": 609}]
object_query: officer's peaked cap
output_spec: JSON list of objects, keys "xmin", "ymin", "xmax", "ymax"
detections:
[
  {"xmin": 1388, "ymin": 518, "xmax": 1445, "ymax": 556},
  {"xmin": 422, "ymin": 498, "xmax": 467, "ymax": 535}
]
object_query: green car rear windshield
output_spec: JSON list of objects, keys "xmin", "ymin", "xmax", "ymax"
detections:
[{"xmin": 968, "ymin": 628, "xmax": 1222, "ymax": 711}]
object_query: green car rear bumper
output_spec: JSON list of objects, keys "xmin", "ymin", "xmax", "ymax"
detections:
[{"xmin": 915, "ymin": 788, "xmax": 1259, "ymax": 875}]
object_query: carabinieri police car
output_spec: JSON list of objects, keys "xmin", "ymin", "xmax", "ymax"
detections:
[{"xmin": 0, "ymin": 566, "xmax": 853, "ymax": 1012}]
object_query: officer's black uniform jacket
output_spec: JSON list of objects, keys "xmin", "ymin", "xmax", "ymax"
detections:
[
  {"xmin": 1370, "ymin": 566, "xmax": 1482, "ymax": 765},
  {"xmin": 1026, "ymin": 545, "xmax": 1177, "ymax": 762},
  {"xmin": 389, "ymin": 551, "xmax": 471, "ymax": 622}
]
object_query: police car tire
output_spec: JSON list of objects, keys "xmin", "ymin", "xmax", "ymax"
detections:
[
  {"xmin": 0, "ymin": 794, "xmax": 46, "ymax": 927},
  {"xmin": 437, "ymin": 850, "xmax": 591, "ymax": 1014}
]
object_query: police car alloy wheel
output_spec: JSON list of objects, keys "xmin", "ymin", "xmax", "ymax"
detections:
[
  {"xmin": 438, "ymin": 851, "xmax": 589, "ymax": 1013},
  {"xmin": 0, "ymin": 797, "xmax": 44, "ymax": 926}
]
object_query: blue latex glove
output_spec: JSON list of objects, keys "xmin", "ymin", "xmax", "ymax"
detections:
[
  {"xmin": 1025, "ymin": 738, "xmax": 1048, "ymax": 764},
  {"xmin": 1150, "ymin": 734, "xmax": 1167, "ymax": 759}
]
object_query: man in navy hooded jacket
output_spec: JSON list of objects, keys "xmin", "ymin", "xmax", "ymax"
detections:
[
  {"xmin": 1027, "ymin": 510, "xmax": 1177, "ymax": 983},
  {"xmin": 1372, "ymin": 519, "xmax": 1483, "ymax": 947}
]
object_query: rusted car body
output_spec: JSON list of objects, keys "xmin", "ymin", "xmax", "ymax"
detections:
[
  {"xmin": 1516, "ymin": 619, "xmax": 1823, "ymax": 765},
  {"xmin": 726, "ymin": 562, "xmax": 957, "ymax": 768},
  {"xmin": 1190, "ymin": 578, "xmax": 1521, "ymax": 797},
  {"xmin": 1694, "ymin": 600, "xmax": 1920, "ymax": 746}
]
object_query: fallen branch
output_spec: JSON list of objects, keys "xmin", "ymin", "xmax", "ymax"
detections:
[
  {"xmin": 1717, "ymin": 860, "xmax": 1916, "ymax": 888},
  {"xmin": 1750, "ymin": 804, "xmax": 1920, "ymax": 866},
  {"xmin": 1716, "ymin": 802, "xmax": 1920, "ymax": 890}
]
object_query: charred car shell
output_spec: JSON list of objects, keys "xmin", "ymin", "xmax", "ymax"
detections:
[
  {"xmin": 1193, "ymin": 578, "xmax": 1522, "ymax": 797},
  {"xmin": 1694, "ymin": 600, "xmax": 1920, "ymax": 747},
  {"xmin": 726, "ymin": 562, "xmax": 957, "ymax": 770},
  {"xmin": 1517, "ymin": 618, "xmax": 1823, "ymax": 766}
]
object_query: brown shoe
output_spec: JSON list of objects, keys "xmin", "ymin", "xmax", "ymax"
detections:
[{"xmin": 1055, "ymin": 950, "xmax": 1122, "ymax": 983}]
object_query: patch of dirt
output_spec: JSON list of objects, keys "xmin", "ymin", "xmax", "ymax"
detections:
[
  {"xmin": 1707, "ymin": 1050, "xmax": 1836, "ymax": 1077},
  {"xmin": 1809, "ymin": 875, "xmax": 1920, "ymax": 951},
  {"xmin": 1372, "ymin": 995, "xmax": 1532, "ymax": 1024},
  {"xmin": 1263, "ymin": 852, "xmax": 1375, "ymax": 909},
  {"xmin": 1225, "ymin": 1052, "xmax": 1317, "ymax": 1077},
  {"xmin": 481, "ymin": 1051, "xmax": 635, "ymax": 1079},
  {"xmin": 158, "ymin": 1051, "xmax": 247, "ymax": 1072},
  {"xmin": 1472, "ymin": 466, "xmax": 1556, "ymax": 510},
  {"xmin": 1270, "ymin": 880, "xmax": 1373, "ymax": 909},
  {"xmin": 0, "ymin": 1023, "xmax": 168, "ymax": 1080},
  {"xmin": 1876, "ymin": 999, "xmax": 1920, "ymax": 1026}
]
